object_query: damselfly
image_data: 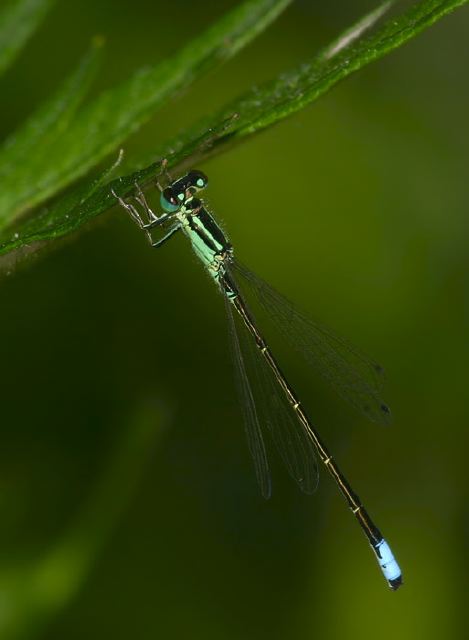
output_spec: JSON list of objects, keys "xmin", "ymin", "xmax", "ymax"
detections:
[{"xmin": 112, "ymin": 165, "xmax": 402, "ymax": 590}]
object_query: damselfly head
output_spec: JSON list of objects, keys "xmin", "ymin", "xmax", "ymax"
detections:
[{"xmin": 160, "ymin": 170, "xmax": 208, "ymax": 213}]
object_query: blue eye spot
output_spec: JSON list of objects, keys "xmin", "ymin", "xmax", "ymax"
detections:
[{"xmin": 197, "ymin": 178, "xmax": 205, "ymax": 187}]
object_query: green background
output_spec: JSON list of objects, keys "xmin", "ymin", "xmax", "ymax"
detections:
[{"xmin": 0, "ymin": 1, "xmax": 468, "ymax": 639}]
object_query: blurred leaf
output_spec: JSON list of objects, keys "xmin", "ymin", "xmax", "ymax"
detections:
[
  {"xmin": 0, "ymin": 0, "xmax": 292, "ymax": 227},
  {"xmin": 0, "ymin": 0, "xmax": 467, "ymax": 262},
  {"xmin": 0, "ymin": 402, "xmax": 168, "ymax": 640},
  {"xmin": 0, "ymin": 0, "xmax": 54, "ymax": 76},
  {"xmin": 0, "ymin": 39, "xmax": 103, "ymax": 198}
]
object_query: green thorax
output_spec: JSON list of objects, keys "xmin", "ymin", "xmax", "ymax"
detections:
[{"xmin": 177, "ymin": 198, "xmax": 233, "ymax": 283}]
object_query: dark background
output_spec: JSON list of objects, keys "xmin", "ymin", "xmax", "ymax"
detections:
[{"xmin": 0, "ymin": 1, "xmax": 468, "ymax": 638}]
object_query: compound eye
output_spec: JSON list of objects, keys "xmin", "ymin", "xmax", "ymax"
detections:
[{"xmin": 160, "ymin": 188, "xmax": 180, "ymax": 213}]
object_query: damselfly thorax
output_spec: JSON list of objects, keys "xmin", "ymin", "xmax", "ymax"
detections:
[{"xmin": 176, "ymin": 197, "xmax": 234, "ymax": 285}]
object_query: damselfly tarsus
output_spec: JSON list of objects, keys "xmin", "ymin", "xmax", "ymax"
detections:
[{"xmin": 112, "ymin": 165, "xmax": 402, "ymax": 590}]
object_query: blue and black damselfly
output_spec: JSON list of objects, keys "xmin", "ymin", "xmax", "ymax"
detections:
[{"xmin": 112, "ymin": 165, "xmax": 402, "ymax": 590}]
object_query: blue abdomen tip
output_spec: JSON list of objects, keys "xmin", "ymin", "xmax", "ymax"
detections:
[{"xmin": 375, "ymin": 539, "xmax": 402, "ymax": 589}]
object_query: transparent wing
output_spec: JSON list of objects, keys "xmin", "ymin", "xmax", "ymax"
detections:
[
  {"xmin": 231, "ymin": 259, "xmax": 391, "ymax": 425},
  {"xmin": 225, "ymin": 279, "xmax": 319, "ymax": 495},
  {"xmin": 224, "ymin": 293, "xmax": 271, "ymax": 499},
  {"xmin": 239, "ymin": 309, "xmax": 320, "ymax": 494}
]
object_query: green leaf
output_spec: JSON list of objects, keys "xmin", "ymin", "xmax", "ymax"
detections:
[
  {"xmin": 209, "ymin": 0, "xmax": 469, "ymax": 138},
  {"xmin": 0, "ymin": 39, "xmax": 103, "ymax": 200},
  {"xmin": 0, "ymin": 0, "xmax": 292, "ymax": 228},
  {"xmin": 316, "ymin": 0, "xmax": 396, "ymax": 63},
  {"xmin": 1, "ymin": 0, "xmax": 467, "ymax": 263},
  {"xmin": 0, "ymin": 0, "xmax": 54, "ymax": 76}
]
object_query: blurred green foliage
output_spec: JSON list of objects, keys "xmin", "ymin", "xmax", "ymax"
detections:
[
  {"xmin": 0, "ymin": 1, "xmax": 468, "ymax": 639},
  {"xmin": 0, "ymin": 0, "xmax": 54, "ymax": 75}
]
